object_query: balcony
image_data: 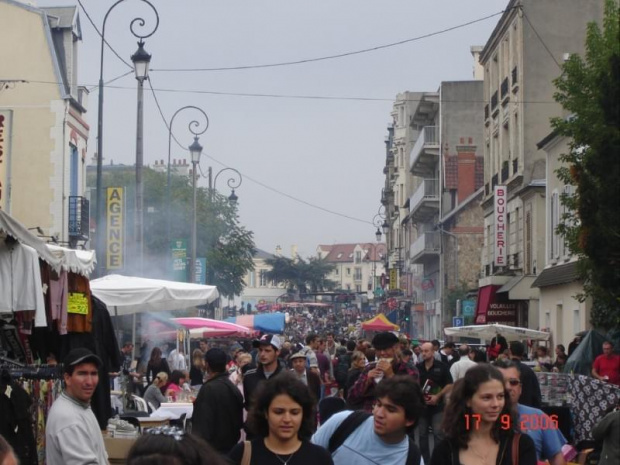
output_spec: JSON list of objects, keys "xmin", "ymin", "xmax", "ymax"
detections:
[
  {"xmin": 410, "ymin": 231, "xmax": 441, "ymax": 265},
  {"xmin": 68, "ymin": 196, "xmax": 89, "ymax": 241},
  {"xmin": 409, "ymin": 126, "xmax": 439, "ymax": 177},
  {"xmin": 409, "ymin": 179, "xmax": 439, "ymax": 223}
]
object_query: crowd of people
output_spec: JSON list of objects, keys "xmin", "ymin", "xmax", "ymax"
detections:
[{"xmin": 2, "ymin": 328, "xmax": 619, "ymax": 465}]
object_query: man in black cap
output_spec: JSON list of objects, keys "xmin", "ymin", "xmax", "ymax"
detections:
[
  {"xmin": 46, "ymin": 348, "xmax": 108, "ymax": 465},
  {"xmin": 193, "ymin": 348, "xmax": 244, "ymax": 454},
  {"xmin": 347, "ymin": 332, "xmax": 419, "ymax": 412}
]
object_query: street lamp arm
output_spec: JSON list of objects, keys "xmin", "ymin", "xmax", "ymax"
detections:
[
  {"xmin": 129, "ymin": 3, "xmax": 159, "ymax": 40},
  {"xmin": 213, "ymin": 167, "xmax": 243, "ymax": 191},
  {"xmin": 167, "ymin": 106, "xmax": 209, "ymax": 189}
]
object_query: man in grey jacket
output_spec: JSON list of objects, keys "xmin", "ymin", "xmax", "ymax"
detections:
[{"xmin": 46, "ymin": 348, "xmax": 108, "ymax": 465}]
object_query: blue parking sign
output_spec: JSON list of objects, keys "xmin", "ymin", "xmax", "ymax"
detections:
[{"xmin": 452, "ymin": 316, "xmax": 464, "ymax": 327}]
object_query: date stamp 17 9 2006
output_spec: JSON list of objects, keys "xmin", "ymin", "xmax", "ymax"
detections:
[{"xmin": 464, "ymin": 413, "xmax": 559, "ymax": 431}]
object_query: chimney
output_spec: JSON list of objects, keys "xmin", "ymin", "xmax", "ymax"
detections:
[
  {"xmin": 456, "ymin": 140, "xmax": 477, "ymax": 203},
  {"xmin": 470, "ymin": 46, "xmax": 484, "ymax": 80},
  {"xmin": 275, "ymin": 245, "xmax": 282, "ymax": 256}
]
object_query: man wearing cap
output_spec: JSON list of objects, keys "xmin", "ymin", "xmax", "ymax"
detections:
[
  {"xmin": 193, "ymin": 348, "xmax": 244, "ymax": 454},
  {"xmin": 347, "ymin": 332, "xmax": 419, "ymax": 413},
  {"xmin": 290, "ymin": 351, "xmax": 321, "ymax": 401},
  {"xmin": 243, "ymin": 334, "xmax": 286, "ymax": 410},
  {"xmin": 46, "ymin": 348, "xmax": 108, "ymax": 465}
]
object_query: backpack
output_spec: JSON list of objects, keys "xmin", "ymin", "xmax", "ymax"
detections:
[{"xmin": 327, "ymin": 411, "xmax": 422, "ymax": 465}]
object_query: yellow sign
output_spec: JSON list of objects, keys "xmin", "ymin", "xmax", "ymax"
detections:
[
  {"xmin": 389, "ymin": 268, "xmax": 398, "ymax": 289},
  {"xmin": 106, "ymin": 187, "xmax": 124, "ymax": 270},
  {"xmin": 67, "ymin": 292, "xmax": 89, "ymax": 315}
]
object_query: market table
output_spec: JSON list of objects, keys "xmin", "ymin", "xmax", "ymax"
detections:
[{"xmin": 152, "ymin": 402, "xmax": 194, "ymax": 420}]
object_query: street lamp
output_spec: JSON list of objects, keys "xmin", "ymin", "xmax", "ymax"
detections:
[
  {"xmin": 94, "ymin": 0, "xmax": 158, "ymax": 277},
  {"xmin": 165, "ymin": 106, "xmax": 209, "ymax": 278},
  {"xmin": 189, "ymin": 136, "xmax": 203, "ymax": 284},
  {"xmin": 209, "ymin": 167, "xmax": 243, "ymax": 202},
  {"xmin": 131, "ymin": 39, "xmax": 152, "ymax": 276}
]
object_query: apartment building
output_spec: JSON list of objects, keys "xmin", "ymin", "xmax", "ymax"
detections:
[
  {"xmin": 317, "ymin": 243, "xmax": 386, "ymax": 296},
  {"xmin": 407, "ymin": 81, "xmax": 484, "ymax": 338},
  {"xmin": 532, "ymin": 131, "xmax": 590, "ymax": 347},
  {"xmin": 0, "ymin": 0, "xmax": 89, "ymax": 246},
  {"xmin": 477, "ymin": 0, "xmax": 604, "ymax": 329},
  {"xmin": 239, "ymin": 248, "xmax": 287, "ymax": 308}
]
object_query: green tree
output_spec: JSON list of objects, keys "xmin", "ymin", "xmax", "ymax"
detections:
[
  {"xmin": 552, "ymin": 0, "xmax": 620, "ymax": 330},
  {"xmin": 264, "ymin": 256, "xmax": 336, "ymax": 293},
  {"xmin": 88, "ymin": 167, "xmax": 255, "ymax": 299}
]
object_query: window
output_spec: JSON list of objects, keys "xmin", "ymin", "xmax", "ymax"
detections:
[
  {"xmin": 550, "ymin": 191, "xmax": 559, "ymax": 261},
  {"xmin": 346, "ymin": 284, "xmax": 351, "ymax": 290},
  {"xmin": 249, "ymin": 270, "xmax": 255, "ymax": 287},
  {"xmin": 355, "ymin": 251, "xmax": 362, "ymax": 264},
  {"xmin": 70, "ymin": 144, "xmax": 79, "ymax": 197},
  {"xmin": 259, "ymin": 270, "xmax": 267, "ymax": 287},
  {"xmin": 354, "ymin": 268, "xmax": 362, "ymax": 281},
  {"xmin": 573, "ymin": 309, "xmax": 580, "ymax": 333},
  {"xmin": 346, "ymin": 268, "xmax": 351, "ymax": 276},
  {"xmin": 525, "ymin": 210, "xmax": 532, "ymax": 273},
  {"xmin": 355, "ymin": 285, "xmax": 362, "ymax": 293},
  {"xmin": 335, "ymin": 268, "xmax": 339, "ymax": 276}
]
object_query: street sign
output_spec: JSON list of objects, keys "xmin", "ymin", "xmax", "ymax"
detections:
[
  {"xmin": 452, "ymin": 316, "xmax": 464, "ymax": 327},
  {"xmin": 462, "ymin": 300, "xmax": 475, "ymax": 317}
]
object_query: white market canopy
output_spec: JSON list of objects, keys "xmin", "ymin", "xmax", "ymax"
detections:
[
  {"xmin": 444, "ymin": 323, "xmax": 551, "ymax": 342},
  {"xmin": 90, "ymin": 274, "xmax": 219, "ymax": 315},
  {"xmin": 47, "ymin": 244, "xmax": 96, "ymax": 276}
]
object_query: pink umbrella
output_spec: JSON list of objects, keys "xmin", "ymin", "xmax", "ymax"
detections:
[{"xmin": 172, "ymin": 317, "xmax": 253, "ymax": 335}]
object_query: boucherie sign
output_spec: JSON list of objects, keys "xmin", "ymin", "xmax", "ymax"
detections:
[
  {"xmin": 486, "ymin": 301, "xmax": 519, "ymax": 326},
  {"xmin": 494, "ymin": 185, "xmax": 507, "ymax": 267}
]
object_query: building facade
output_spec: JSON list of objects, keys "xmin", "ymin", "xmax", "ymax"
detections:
[
  {"xmin": 239, "ymin": 248, "xmax": 287, "ymax": 309},
  {"xmin": 476, "ymin": 0, "xmax": 604, "ymax": 330},
  {"xmin": 0, "ymin": 1, "xmax": 89, "ymax": 246},
  {"xmin": 532, "ymin": 131, "xmax": 591, "ymax": 348}
]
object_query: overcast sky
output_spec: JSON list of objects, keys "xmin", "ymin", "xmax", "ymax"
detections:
[{"xmin": 35, "ymin": 0, "xmax": 503, "ymax": 258}]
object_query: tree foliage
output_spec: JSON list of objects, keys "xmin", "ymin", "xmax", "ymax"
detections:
[
  {"xmin": 551, "ymin": 0, "xmax": 620, "ymax": 330},
  {"xmin": 88, "ymin": 167, "xmax": 255, "ymax": 299},
  {"xmin": 264, "ymin": 256, "xmax": 336, "ymax": 294}
]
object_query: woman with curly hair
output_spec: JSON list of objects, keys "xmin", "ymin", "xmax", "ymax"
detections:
[
  {"xmin": 430, "ymin": 364, "xmax": 536, "ymax": 465},
  {"xmin": 228, "ymin": 372, "xmax": 334, "ymax": 465}
]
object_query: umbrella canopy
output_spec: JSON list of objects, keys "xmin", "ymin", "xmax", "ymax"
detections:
[
  {"xmin": 444, "ymin": 323, "xmax": 551, "ymax": 342},
  {"xmin": 172, "ymin": 317, "xmax": 253, "ymax": 337},
  {"xmin": 47, "ymin": 244, "xmax": 96, "ymax": 276},
  {"xmin": 361, "ymin": 313, "xmax": 399, "ymax": 332},
  {"xmin": 90, "ymin": 274, "xmax": 219, "ymax": 315},
  {"xmin": 225, "ymin": 312, "xmax": 286, "ymax": 334}
]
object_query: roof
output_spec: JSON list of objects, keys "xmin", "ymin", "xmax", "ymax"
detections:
[
  {"xmin": 323, "ymin": 244, "xmax": 357, "ymax": 263},
  {"xmin": 321, "ymin": 243, "xmax": 386, "ymax": 263},
  {"xmin": 254, "ymin": 248, "xmax": 276, "ymax": 260},
  {"xmin": 531, "ymin": 261, "xmax": 580, "ymax": 288},
  {"xmin": 42, "ymin": 6, "xmax": 79, "ymax": 32}
]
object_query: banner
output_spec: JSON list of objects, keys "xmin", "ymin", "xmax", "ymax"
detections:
[
  {"xmin": 106, "ymin": 187, "xmax": 124, "ymax": 270},
  {"xmin": 389, "ymin": 268, "xmax": 398, "ymax": 290},
  {"xmin": 171, "ymin": 239, "xmax": 188, "ymax": 282},
  {"xmin": 494, "ymin": 185, "xmax": 507, "ymax": 266},
  {"xmin": 195, "ymin": 257, "xmax": 206, "ymax": 284},
  {"xmin": 0, "ymin": 110, "xmax": 13, "ymax": 211}
]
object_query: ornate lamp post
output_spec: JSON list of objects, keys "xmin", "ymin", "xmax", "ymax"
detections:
[
  {"xmin": 209, "ymin": 167, "xmax": 243, "ymax": 202},
  {"xmin": 189, "ymin": 137, "xmax": 203, "ymax": 284},
  {"xmin": 166, "ymin": 106, "xmax": 209, "ymax": 278},
  {"xmin": 94, "ymin": 0, "xmax": 158, "ymax": 276}
]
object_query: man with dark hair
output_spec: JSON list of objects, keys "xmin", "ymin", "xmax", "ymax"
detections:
[
  {"xmin": 494, "ymin": 358, "xmax": 567, "ymax": 465},
  {"xmin": 509, "ymin": 340, "xmax": 542, "ymax": 408},
  {"xmin": 439, "ymin": 341, "xmax": 459, "ymax": 367},
  {"xmin": 347, "ymin": 332, "xmax": 419, "ymax": 412},
  {"xmin": 303, "ymin": 333, "xmax": 320, "ymax": 374},
  {"xmin": 243, "ymin": 334, "xmax": 286, "ymax": 409},
  {"xmin": 313, "ymin": 375, "xmax": 423, "ymax": 465},
  {"xmin": 46, "ymin": 348, "xmax": 108, "ymax": 464},
  {"xmin": 430, "ymin": 339, "xmax": 442, "ymax": 361},
  {"xmin": 416, "ymin": 341, "xmax": 453, "ymax": 463},
  {"xmin": 192, "ymin": 348, "xmax": 243, "ymax": 454}
]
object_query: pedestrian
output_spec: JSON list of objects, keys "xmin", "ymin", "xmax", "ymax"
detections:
[
  {"xmin": 290, "ymin": 351, "xmax": 321, "ymax": 401},
  {"xmin": 345, "ymin": 351, "xmax": 366, "ymax": 407},
  {"xmin": 46, "ymin": 348, "xmax": 108, "ymax": 465},
  {"xmin": 164, "ymin": 370, "xmax": 188, "ymax": 401},
  {"xmin": 568, "ymin": 336, "xmax": 581, "ymax": 357},
  {"xmin": 450, "ymin": 344, "xmax": 478, "ymax": 382},
  {"xmin": 167, "ymin": 345, "xmax": 187, "ymax": 372},
  {"xmin": 347, "ymin": 332, "xmax": 419, "ymax": 412},
  {"xmin": 592, "ymin": 402, "xmax": 620, "ymax": 465},
  {"xmin": 592, "ymin": 341, "xmax": 620, "ymax": 386},
  {"xmin": 439, "ymin": 342, "xmax": 459, "ymax": 367},
  {"xmin": 0, "ymin": 435, "xmax": 18, "ymax": 465},
  {"xmin": 193, "ymin": 348, "xmax": 244, "ymax": 454},
  {"xmin": 143, "ymin": 372, "xmax": 168, "ymax": 411},
  {"xmin": 494, "ymin": 359, "xmax": 567, "ymax": 464},
  {"xmin": 189, "ymin": 348, "xmax": 205, "ymax": 387},
  {"xmin": 312, "ymin": 375, "xmax": 424, "ymax": 465},
  {"xmin": 243, "ymin": 334, "xmax": 286, "ymax": 411},
  {"xmin": 146, "ymin": 347, "xmax": 171, "ymax": 385},
  {"xmin": 509, "ymin": 341, "xmax": 542, "ymax": 408},
  {"xmin": 431, "ymin": 364, "xmax": 537, "ymax": 465},
  {"xmin": 127, "ymin": 426, "xmax": 229, "ymax": 465},
  {"xmin": 416, "ymin": 342, "xmax": 453, "ymax": 464},
  {"xmin": 302, "ymin": 333, "xmax": 320, "ymax": 375},
  {"xmin": 228, "ymin": 372, "xmax": 334, "ymax": 465}
]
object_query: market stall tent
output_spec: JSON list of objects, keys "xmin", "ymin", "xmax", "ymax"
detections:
[
  {"xmin": 225, "ymin": 312, "xmax": 286, "ymax": 334},
  {"xmin": 90, "ymin": 274, "xmax": 219, "ymax": 315},
  {"xmin": 444, "ymin": 323, "xmax": 551, "ymax": 342},
  {"xmin": 172, "ymin": 317, "xmax": 254, "ymax": 338},
  {"xmin": 361, "ymin": 313, "xmax": 399, "ymax": 332}
]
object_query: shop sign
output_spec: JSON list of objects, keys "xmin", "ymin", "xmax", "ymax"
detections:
[
  {"xmin": 194, "ymin": 257, "xmax": 206, "ymax": 284},
  {"xmin": 486, "ymin": 300, "xmax": 519, "ymax": 326},
  {"xmin": 0, "ymin": 110, "xmax": 12, "ymax": 211},
  {"xmin": 106, "ymin": 187, "xmax": 124, "ymax": 270},
  {"xmin": 494, "ymin": 185, "xmax": 507, "ymax": 266},
  {"xmin": 67, "ymin": 292, "xmax": 89, "ymax": 314},
  {"xmin": 389, "ymin": 268, "xmax": 398, "ymax": 289},
  {"xmin": 171, "ymin": 239, "xmax": 187, "ymax": 282}
]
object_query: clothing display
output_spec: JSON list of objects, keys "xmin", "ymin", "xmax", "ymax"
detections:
[{"xmin": 569, "ymin": 374, "xmax": 620, "ymax": 443}]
